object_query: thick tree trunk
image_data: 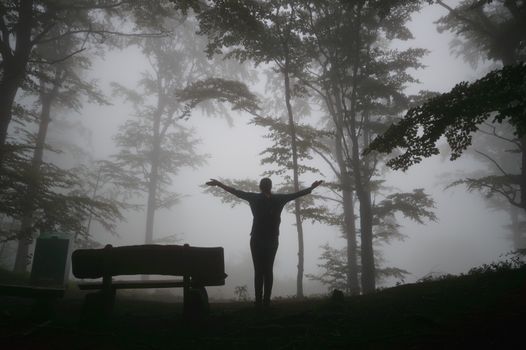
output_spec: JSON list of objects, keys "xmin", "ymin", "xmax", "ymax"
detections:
[
  {"xmin": 346, "ymin": 94, "xmax": 375, "ymax": 293},
  {"xmin": 0, "ymin": 81, "xmax": 20, "ymax": 152},
  {"xmin": 356, "ymin": 114, "xmax": 375, "ymax": 294},
  {"xmin": 343, "ymin": 181, "xmax": 359, "ymax": 294},
  {"xmin": 0, "ymin": 0, "xmax": 34, "ymax": 159},
  {"xmin": 13, "ymin": 82, "xmax": 55, "ymax": 273},
  {"xmin": 283, "ymin": 61, "xmax": 304, "ymax": 298},
  {"xmin": 510, "ymin": 206, "xmax": 526, "ymax": 249},
  {"xmin": 354, "ymin": 173, "xmax": 375, "ymax": 293},
  {"xmin": 329, "ymin": 79, "xmax": 368, "ymax": 294},
  {"xmin": 334, "ymin": 131, "xmax": 360, "ymax": 295}
]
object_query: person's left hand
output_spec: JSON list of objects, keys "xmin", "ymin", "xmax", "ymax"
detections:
[
  {"xmin": 206, "ymin": 179, "xmax": 222, "ymax": 187},
  {"xmin": 311, "ymin": 180, "xmax": 323, "ymax": 189}
]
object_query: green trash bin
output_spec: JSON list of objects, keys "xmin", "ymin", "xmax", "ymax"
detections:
[{"xmin": 30, "ymin": 232, "xmax": 71, "ymax": 288}]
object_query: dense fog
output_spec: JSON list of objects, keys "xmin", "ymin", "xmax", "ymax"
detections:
[{"xmin": 1, "ymin": 0, "xmax": 524, "ymax": 301}]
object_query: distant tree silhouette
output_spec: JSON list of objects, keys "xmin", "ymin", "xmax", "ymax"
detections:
[
  {"xmin": 0, "ymin": 1, "xmax": 172, "ymax": 164},
  {"xmin": 2, "ymin": 21, "xmax": 122, "ymax": 273},
  {"xmin": 435, "ymin": 0, "xmax": 526, "ymax": 66},
  {"xmin": 286, "ymin": 0, "xmax": 428, "ymax": 294}
]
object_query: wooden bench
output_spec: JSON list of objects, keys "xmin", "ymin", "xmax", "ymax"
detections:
[{"xmin": 71, "ymin": 244, "xmax": 227, "ymax": 319}]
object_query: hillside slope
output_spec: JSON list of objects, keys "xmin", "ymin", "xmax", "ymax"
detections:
[{"xmin": 1, "ymin": 264, "xmax": 525, "ymax": 349}]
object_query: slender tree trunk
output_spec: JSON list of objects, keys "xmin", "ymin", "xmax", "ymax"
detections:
[
  {"xmin": 13, "ymin": 79, "xmax": 57, "ymax": 273},
  {"xmin": 145, "ymin": 110, "xmax": 162, "ymax": 245},
  {"xmin": 520, "ymin": 135, "xmax": 526, "ymax": 211},
  {"xmin": 84, "ymin": 167, "xmax": 103, "ymax": 242},
  {"xmin": 283, "ymin": 59, "xmax": 304, "ymax": 298}
]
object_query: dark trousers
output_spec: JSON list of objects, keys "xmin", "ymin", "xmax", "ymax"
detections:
[{"xmin": 250, "ymin": 235, "xmax": 279, "ymax": 304}]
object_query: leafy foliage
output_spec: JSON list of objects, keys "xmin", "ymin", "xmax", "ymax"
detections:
[
  {"xmin": 374, "ymin": 189, "xmax": 437, "ymax": 226},
  {"xmin": 307, "ymin": 243, "xmax": 410, "ymax": 292},
  {"xmin": 177, "ymin": 78, "xmax": 261, "ymax": 117},
  {"xmin": 368, "ymin": 63, "xmax": 526, "ymax": 170},
  {"xmin": 255, "ymin": 116, "xmax": 331, "ymax": 178},
  {"xmin": 448, "ymin": 175, "xmax": 521, "ymax": 204},
  {"xmin": 306, "ymin": 244, "xmax": 349, "ymax": 291},
  {"xmin": 109, "ymin": 15, "xmax": 217, "ymax": 219}
]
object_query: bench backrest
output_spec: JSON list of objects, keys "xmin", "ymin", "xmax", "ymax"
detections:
[{"xmin": 72, "ymin": 244, "xmax": 226, "ymax": 283}]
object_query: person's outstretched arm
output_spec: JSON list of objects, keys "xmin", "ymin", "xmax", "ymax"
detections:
[
  {"xmin": 206, "ymin": 178, "xmax": 254, "ymax": 201},
  {"xmin": 281, "ymin": 180, "xmax": 323, "ymax": 202}
]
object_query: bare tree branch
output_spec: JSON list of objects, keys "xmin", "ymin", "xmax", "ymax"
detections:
[
  {"xmin": 313, "ymin": 194, "xmax": 343, "ymax": 204},
  {"xmin": 66, "ymin": 1, "xmax": 129, "ymax": 10},
  {"xmin": 310, "ymin": 143, "xmax": 341, "ymax": 180},
  {"xmin": 35, "ymin": 28, "xmax": 168, "ymax": 45},
  {"xmin": 475, "ymin": 149, "xmax": 511, "ymax": 177},
  {"xmin": 28, "ymin": 47, "xmax": 86, "ymax": 65},
  {"xmin": 478, "ymin": 122, "xmax": 521, "ymax": 147}
]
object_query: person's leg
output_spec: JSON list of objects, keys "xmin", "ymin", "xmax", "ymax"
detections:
[
  {"xmin": 262, "ymin": 237, "xmax": 279, "ymax": 306},
  {"xmin": 250, "ymin": 236, "xmax": 264, "ymax": 306}
]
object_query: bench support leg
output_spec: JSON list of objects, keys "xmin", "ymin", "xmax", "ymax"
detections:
[
  {"xmin": 184, "ymin": 284, "xmax": 209, "ymax": 320},
  {"xmin": 81, "ymin": 289, "xmax": 115, "ymax": 323}
]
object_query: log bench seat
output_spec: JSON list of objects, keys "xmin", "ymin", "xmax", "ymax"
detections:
[{"xmin": 71, "ymin": 243, "xmax": 227, "ymax": 319}]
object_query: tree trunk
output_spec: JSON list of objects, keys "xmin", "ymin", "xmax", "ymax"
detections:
[
  {"xmin": 331, "ymin": 72, "xmax": 374, "ymax": 293},
  {"xmin": 13, "ymin": 79, "xmax": 56, "ymax": 273},
  {"xmin": 283, "ymin": 59, "xmax": 304, "ymax": 298},
  {"xmin": 510, "ymin": 206, "xmax": 526, "ymax": 249},
  {"xmin": 345, "ymin": 21, "xmax": 376, "ymax": 292},
  {"xmin": 0, "ymin": 81, "xmax": 21, "ymax": 153},
  {"xmin": 334, "ymin": 130, "xmax": 360, "ymax": 295},
  {"xmin": 339, "ymin": 1, "xmax": 375, "ymax": 294},
  {"xmin": 353, "ymin": 167, "xmax": 375, "ymax": 293},
  {"xmin": 0, "ymin": 0, "xmax": 34, "ymax": 158},
  {"xmin": 521, "ymin": 135, "xmax": 526, "ymax": 211},
  {"xmin": 356, "ymin": 114, "xmax": 375, "ymax": 294},
  {"xmin": 330, "ymin": 77, "xmax": 370, "ymax": 294},
  {"xmin": 145, "ymin": 110, "xmax": 162, "ymax": 245}
]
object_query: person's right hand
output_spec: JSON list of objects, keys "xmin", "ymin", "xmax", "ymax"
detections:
[
  {"xmin": 206, "ymin": 179, "xmax": 222, "ymax": 187},
  {"xmin": 310, "ymin": 180, "xmax": 323, "ymax": 189}
]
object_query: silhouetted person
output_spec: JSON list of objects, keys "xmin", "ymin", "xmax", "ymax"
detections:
[{"xmin": 206, "ymin": 177, "xmax": 322, "ymax": 307}]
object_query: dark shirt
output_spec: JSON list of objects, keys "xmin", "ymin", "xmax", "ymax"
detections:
[{"xmin": 227, "ymin": 187, "xmax": 312, "ymax": 238}]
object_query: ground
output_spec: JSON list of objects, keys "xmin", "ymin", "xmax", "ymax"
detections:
[{"xmin": 1, "ymin": 266, "xmax": 525, "ymax": 349}]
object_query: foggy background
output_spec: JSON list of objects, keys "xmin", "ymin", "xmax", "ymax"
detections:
[{"xmin": 1, "ymin": 1, "xmax": 517, "ymax": 299}]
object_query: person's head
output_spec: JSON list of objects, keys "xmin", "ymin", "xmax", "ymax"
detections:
[{"xmin": 259, "ymin": 177, "xmax": 272, "ymax": 194}]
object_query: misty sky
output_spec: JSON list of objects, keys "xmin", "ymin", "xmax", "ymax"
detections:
[{"xmin": 55, "ymin": 2, "xmax": 515, "ymax": 297}]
